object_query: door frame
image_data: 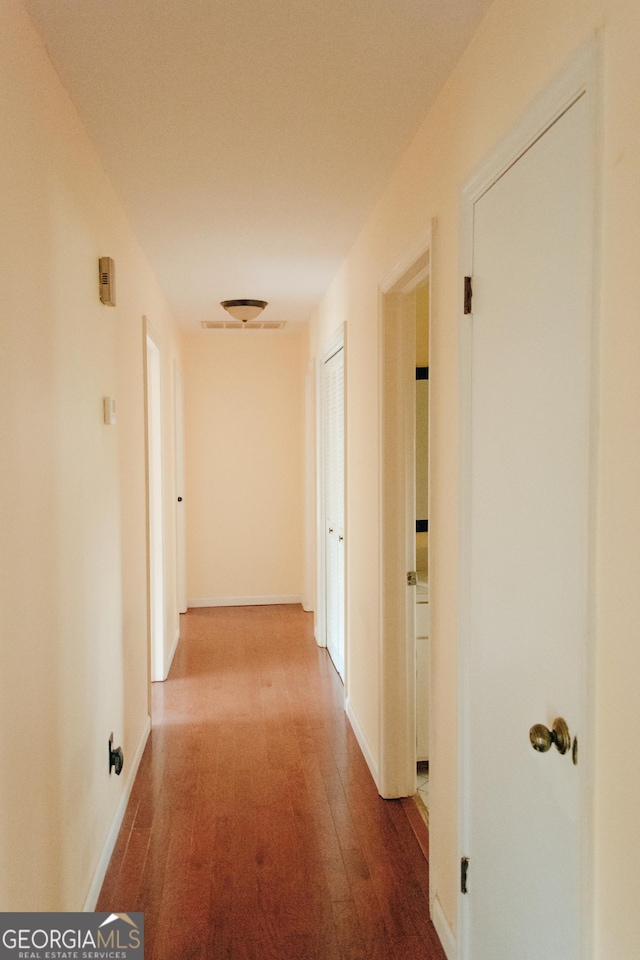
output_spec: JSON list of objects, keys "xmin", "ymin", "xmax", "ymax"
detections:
[
  {"xmin": 378, "ymin": 224, "xmax": 434, "ymax": 799},
  {"xmin": 315, "ymin": 326, "xmax": 346, "ymax": 681},
  {"xmin": 457, "ymin": 42, "xmax": 599, "ymax": 959}
]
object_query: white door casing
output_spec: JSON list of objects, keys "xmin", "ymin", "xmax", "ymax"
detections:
[{"xmin": 458, "ymin": 45, "xmax": 597, "ymax": 960}]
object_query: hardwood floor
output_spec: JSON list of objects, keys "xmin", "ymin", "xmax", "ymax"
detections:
[{"xmin": 97, "ymin": 604, "xmax": 446, "ymax": 960}]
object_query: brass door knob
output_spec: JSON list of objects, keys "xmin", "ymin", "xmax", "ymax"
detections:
[{"xmin": 529, "ymin": 717, "xmax": 570, "ymax": 755}]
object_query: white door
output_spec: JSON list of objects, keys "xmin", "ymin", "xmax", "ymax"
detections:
[
  {"xmin": 461, "ymin": 68, "xmax": 595, "ymax": 958},
  {"xmin": 174, "ymin": 362, "xmax": 187, "ymax": 614},
  {"xmin": 323, "ymin": 346, "xmax": 345, "ymax": 679},
  {"xmin": 145, "ymin": 331, "xmax": 165, "ymax": 682}
]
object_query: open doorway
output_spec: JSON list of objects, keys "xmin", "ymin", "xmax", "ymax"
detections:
[
  {"xmin": 415, "ymin": 281, "xmax": 430, "ymax": 823},
  {"xmin": 316, "ymin": 326, "xmax": 346, "ymax": 685},
  {"xmin": 378, "ymin": 227, "xmax": 433, "ymax": 805}
]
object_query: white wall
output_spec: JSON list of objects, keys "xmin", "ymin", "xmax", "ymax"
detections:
[
  {"xmin": 307, "ymin": 0, "xmax": 640, "ymax": 952},
  {"xmin": 183, "ymin": 330, "xmax": 305, "ymax": 605},
  {"xmin": 0, "ymin": 0, "xmax": 182, "ymax": 910}
]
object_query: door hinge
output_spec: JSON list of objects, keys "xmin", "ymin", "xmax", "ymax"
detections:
[
  {"xmin": 461, "ymin": 857, "xmax": 470, "ymax": 894},
  {"xmin": 407, "ymin": 571, "xmax": 417, "ymax": 586},
  {"xmin": 464, "ymin": 276, "xmax": 473, "ymax": 315}
]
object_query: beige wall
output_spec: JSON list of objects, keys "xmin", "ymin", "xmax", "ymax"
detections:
[
  {"xmin": 183, "ymin": 331, "xmax": 305, "ymax": 604},
  {"xmin": 0, "ymin": 0, "xmax": 182, "ymax": 910},
  {"xmin": 307, "ymin": 0, "xmax": 640, "ymax": 951}
]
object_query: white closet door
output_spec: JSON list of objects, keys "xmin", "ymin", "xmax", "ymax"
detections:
[
  {"xmin": 323, "ymin": 347, "xmax": 345, "ymax": 679},
  {"xmin": 462, "ymin": 85, "xmax": 594, "ymax": 959}
]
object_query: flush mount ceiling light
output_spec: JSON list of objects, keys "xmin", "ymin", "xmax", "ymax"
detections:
[{"xmin": 220, "ymin": 299, "xmax": 268, "ymax": 322}]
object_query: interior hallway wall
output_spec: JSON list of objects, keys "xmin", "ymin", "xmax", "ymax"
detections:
[
  {"xmin": 183, "ymin": 330, "xmax": 305, "ymax": 606},
  {"xmin": 307, "ymin": 0, "xmax": 640, "ymax": 951},
  {"xmin": 0, "ymin": 0, "xmax": 182, "ymax": 910}
]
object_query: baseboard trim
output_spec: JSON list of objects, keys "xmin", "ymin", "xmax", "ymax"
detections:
[
  {"xmin": 188, "ymin": 595, "xmax": 302, "ymax": 608},
  {"xmin": 345, "ymin": 697, "xmax": 379, "ymax": 789},
  {"xmin": 431, "ymin": 895, "xmax": 457, "ymax": 960},
  {"xmin": 83, "ymin": 715, "xmax": 151, "ymax": 911},
  {"xmin": 163, "ymin": 625, "xmax": 180, "ymax": 679}
]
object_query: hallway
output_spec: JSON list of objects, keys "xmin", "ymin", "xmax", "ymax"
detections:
[{"xmin": 97, "ymin": 605, "xmax": 445, "ymax": 960}]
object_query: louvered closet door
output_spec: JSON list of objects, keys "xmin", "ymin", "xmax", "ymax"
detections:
[{"xmin": 323, "ymin": 347, "xmax": 344, "ymax": 680}]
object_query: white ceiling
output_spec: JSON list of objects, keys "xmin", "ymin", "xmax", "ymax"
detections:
[{"xmin": 24, "ymin": 0, "xmax": 492, "ymax": 331}]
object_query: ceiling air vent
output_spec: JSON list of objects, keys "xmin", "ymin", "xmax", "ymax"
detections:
[{"xmin": 201, "ymin": 320, "xmax": 286, "ymax": 330}]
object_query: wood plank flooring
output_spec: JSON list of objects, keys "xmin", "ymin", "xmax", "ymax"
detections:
[{"xmin": 97, "ymin": 604, "xmax": 446, "ymax": 960}]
